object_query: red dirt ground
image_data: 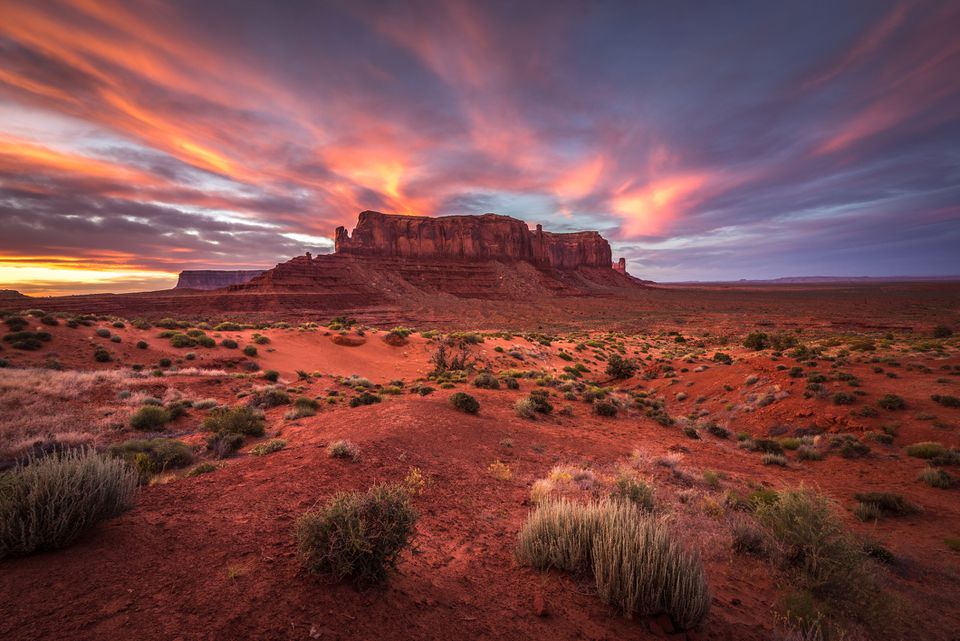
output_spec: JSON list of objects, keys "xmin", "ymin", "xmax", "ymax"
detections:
[{"xmin": 1, "ymin": 284, "xmax": 959, "ymax": 641}]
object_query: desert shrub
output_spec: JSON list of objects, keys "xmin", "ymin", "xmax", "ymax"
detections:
[
  {"xmin": 831, "ymin": 392, "xmax": 855, "ymax": 406},
  {"xmin": 762, "ymin": 453, "xmax": 788, "ymax": 466},
  {"xmin": 905, "ymin": 441, "xmax": 946, "ymax": 459},
  {"xmin": 611, "ymin": 475, "xmax": 654, "ymax": 510},
  {"xmin": 731, "ymin": 521, "xmax": 767, "ymax": 556},
  {"xmin": 250, "ymin": 439, "xmax": 287, "ymax": 456},
  {"xmin": 527, "ymin": 389, "xmax": 553, "ymax": 414},
  {"xmin": 349, "ymin": 392, "xmax": 381, "ymax": 407},
  {"xmin": 682, "ymin": 426, "xmax": 700, "ymax": 440},
  {"xmin": 295, "ymin": 482, "xmax": 417, "ymax": 585},
  {"xmin": 328, "ymin": 439, "xmax": 360, "ymax": 461},
  {"xmin": 756, "ymin": 488, "xmax": 876, "ymax": 609},
  {"xmin": 503, "ymin": 376, "xmax": 519, "ymax": 390},
  {"xmin": 197, "ymin": 336, "xmax": 216, "ymax": 348},
  {"xmin": 853, "ymin": 492, "xmax": 919, "ymax": 518},
  {"xmin": 473, "ymin": 372, "xmax": 500, "ymax": 389},
  {"xmin": 136, "ymin": 340, "xmax": 148, "ymax": 350},
  {"xmin": 248, "ymin": 386, "xmax": 290, "ymax": 408},
  {"xmin": 158, "ymin": 358, "xmax": 171, "ymax": 367},
  {"xmin": 594, "ymin": 399, "xmax": 618, "ymax": 417},
  {"xmin": 0, "ymin": 449, "xmax": 138, "ymax": 558},
  {"xmin": 129, "ymin": 405, "xmax": 171, "ymax": 431},
  {"xmin": 877, "ymin": 394, "xmax": 906, "ymax": 410},
  {"xmin": 931, "ymin": 394, "xmax": 960, "ymax": 408},
  {"xmin": 168, "ymin": 333, "xmax": 197, "ymax": 348},
  {"xmin": 752, "ymin": 439, "xmax": 784, "ymax": 455},
  {"xmin": 449, "ymin": 392, "xmax": 480, "ymax": 414},
  {"xmin": 514, "ymin": 397, "xmax": 537, "ymax": 419},
  {"xmin": 95, "ymin": 328, "xmax": 111, "ymax": 338},
  {"xmin": 40, "ymin": 315, "xmax": 58, "ymax": 326},
  {"xmin": 770, "ymin": 332, "xmax": 799, "ymax": 351},
  {"xmin": 263, "ymin": 369, "xmax": 279, "ymax": 382},
  {"xmin": 605, "ymin": 354, "xmax": 638, "ymax": 379},
  {"xmin": 203, "ymin": 406, "xmax": 265, "ymax": 436},
  {"xmin": 933, "ymin": 325, "xmax": 953, "ymax": 338},
  {"xmin": 108, "ymin": 438, "xmax": 193, "ymax": 474},
  {"xmin": 220, "ymin": 339, "xmax": 238, "ymax": 349},
  {"xmin": 206, "ymin": 432, "xmax": 245, "ymax": 458},
  {"xmin": 242, "ymin": 345, "xmax": 257, "ymax": 357},
  {"xmin": 187, "ymin": 462, "xmax": 218, "ymax": 476},
  {"xmin": 918, "ymin": 467, "xmax": 953, "ymax": 489},
  {"xmin": 4, "ymin": 316, "xmax": 28, "ymax": 331},
  {"xmin": 743, "ymin": 332, "xmax": 769, "ymax": 350},
  {"xmin": 706, "ymin": 423, "xmax": 730, "ymax": 439},
  {"xmin": 712, "ymin": 352, "xmax": 732, "ymax": 365},
  {"xmin": 796, "ymin": 446, "xmax": 823, "ymax": 462}
]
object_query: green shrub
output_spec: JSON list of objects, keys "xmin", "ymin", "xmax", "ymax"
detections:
[
  {"xmin": 203, "ymin": 406, "xmax": 265, "ymax": 436},
  {"xmin": 0, "ymin": 449, "xmax": 138, "ymax": 558},
  {"xmin": 832, "ymin": 392, "xmax": 855, "ymax": 406},
  {"xmin": 593, "ymin": 399, "xmax": 617, "ymax": 417},
  {"xmin": 349, "ymin": 392, "xmax": 381, "ymax": 407},
  {"xmin": 108, "ymin": 438, "xmax": 193, "ymax": 473},
  {"xmin": 877, "ymin": 394, "xmax": 906, "ymax": 410},
  {"xmin": 752, "ymin": 439, "xmax": 784, "ymax": 455},
  {"xmin": 250, "ymin": 439, "xmax": 287, "ymax": 456},
  {"xmin": 136, "ymin": 340, "xmax": 148, "ymax": 349},
  {"xmin": 187, "ymin": 462, "xmax": 218, "ymax": 476},
  {"xmin": 206, "ymin": 432, "xmax": 245, "ymax": 458},
  {"xmin": 449, "ymin": 392, "xmax": 479, "ymax": 414},
  {"xmin": 905, "ymin": 441, "xmax": 946, "ymax": 459},
  {"xmin": 743, "ymin": 332, "xmax": 769, "ymax": 350},
  {"xmin": 214, "ymin": 322, "xmax": 244, "ymax": 331},
  {"xmin": 756, "ymin": 488, "xmax": 876, "ymax": 610},
  {"xmin": 605, "ymin": 354, "xmax": 638, "ymax": 379},
  {"xmin": 796, "ymin": 446, "xmax": 823, "ymax": 462},
  {"xmin": 611, "ymin": 476, "xmax": 654, "ymax": 510},
  {"xmin": 263, "ymin": 370, "xmax": 279, "ymax": 382},
  {"xmin": 931, "ymin": 394, "xmax": 960, "ymax": 408},
  {"xmin": 712, "ymin": 352, "xmax": 732, "ymax": 365},
  {"xmin": 220, "ymin": 339, "xmax": 238, "ymax": 349},
  {"xmin": 129, "ymin": 405, "xmax": 171, "ymax": 431},
  {"xmin": 295, "ymin": 482, "xmax": 417, "ymax": 585},
  {"xmin": 473, "ymin": 372, "xmax": 500, "ymax": 389},
  {"xmin": 933, "ymin": 325, "xmax": 953, "ymax": 338},
  {"xmin": 243, "ymin": 345, "xmax": 257, "ymax": 357},
  {"xmin": 706, "ymin": 424, "xmax": 730, "ymax": 439},
  {"xmin": 169, "ymin": 333, "xmax": 196, "ymax": 348}
]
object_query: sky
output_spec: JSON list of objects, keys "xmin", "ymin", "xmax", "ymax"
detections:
[{"xmin": 1, "ymin": 0, "xmax": 959, "ymax": 295}]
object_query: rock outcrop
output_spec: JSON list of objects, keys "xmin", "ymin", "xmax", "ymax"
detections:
[
  {"xmin": 335, "ymin": 211, "xmax": 616, "ymax": 269},
  {"xmin": 231, "ymin": 211, "xmax": 638, "ymax": 302},
  {"xmin": 176, "ymin": 270, "xmax": 264, "ymax": 290}
]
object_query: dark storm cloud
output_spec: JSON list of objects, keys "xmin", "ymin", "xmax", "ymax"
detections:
[{"xmin": 0, "ymin": 0, "xmax": 957, "ymax": 292}]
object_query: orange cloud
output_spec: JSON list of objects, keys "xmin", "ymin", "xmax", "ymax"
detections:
[{"xmin": 611, "ymin": 174, "xmax": 709, "ymax": 237}]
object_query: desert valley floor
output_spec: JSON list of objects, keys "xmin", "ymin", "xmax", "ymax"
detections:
[{"xmin": 1, "ymin": 282, "xmax": 959, "ymax": 641}]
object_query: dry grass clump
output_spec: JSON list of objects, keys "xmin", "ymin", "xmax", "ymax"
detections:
[
  {"xmin": 516, "ymin": 498, "xmax": 709, "ymax": 629},
  {"xmin": 0, "ymin": 448, "xmax": 138, "ymax": 558},
  {"xmin": 250, "ymin": 438, "xmax": 287, "ymax": 456},
  {"xmin": 295, "ymin": 482, "xmax": 417, "ymax": 585},
  {"xmin": 918, "ymin": 467, "xmax": 953, "ymax": 488},
  {"xmin": 328, "ymin": 439, "xmax": 360, "ymax": 461},
  {"xmin": 904, "ymin": 441, "xmax": 946, "ymax": 459},
  {"xmin": 202, "ymin": 406, "xmax": 265, "ymax": 437},
  {"xmin": 0, "ymin": 369, "xmax": 139, "ymax": 457}
]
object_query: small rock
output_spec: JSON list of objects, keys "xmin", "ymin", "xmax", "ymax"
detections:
[{"xmin": 533, "ymin": 591, "xmax": 547, "ymax": 617}]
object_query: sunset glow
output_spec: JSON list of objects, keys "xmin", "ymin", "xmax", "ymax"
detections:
[{"xmin": 1, "ymin": 0, "xmax": 958, "ymax": 292}]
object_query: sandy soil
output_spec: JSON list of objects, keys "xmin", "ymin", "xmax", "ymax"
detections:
[{"xmin": 1, "ymin": 287, "xmax": 959, "ymax": 641}]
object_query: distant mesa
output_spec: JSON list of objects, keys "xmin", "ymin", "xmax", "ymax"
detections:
[{"xmin": 175, "ymin": 270, "xmax": 265, "ymax": 290}]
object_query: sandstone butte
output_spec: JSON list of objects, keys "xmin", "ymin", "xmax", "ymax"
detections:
[
  {"xmin": 226, "ymin": 211, "xmax": 641, "ymax": 299},
  {"xmin": 175, "ymin": 270, "xmax": 265, "ymax": 290}
]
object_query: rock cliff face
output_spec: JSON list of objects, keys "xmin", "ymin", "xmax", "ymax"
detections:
[
  {"xmin": 335, "ymin": 211, "xmax": 615, "ymax": 269},
  {"xmin": 175, "ymin": 270, "xmax": 264, "ymax": 290}
]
